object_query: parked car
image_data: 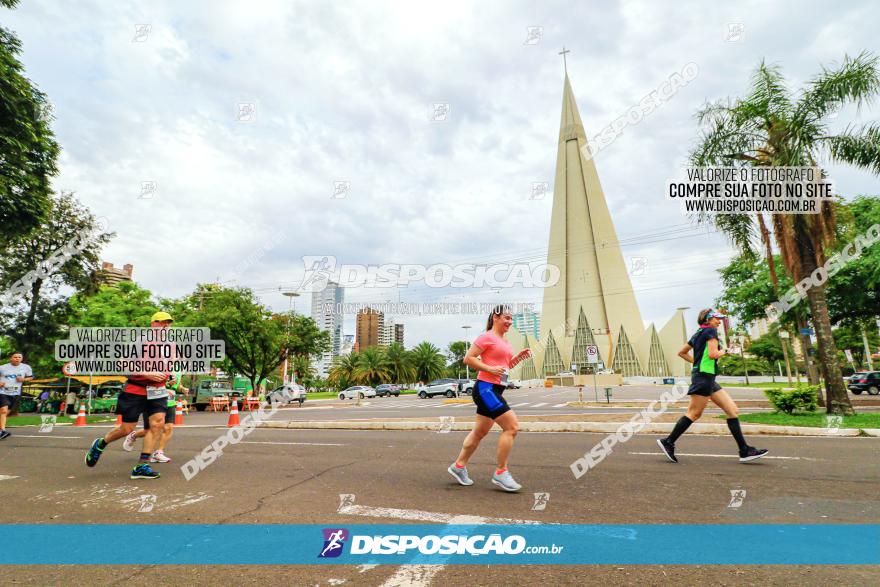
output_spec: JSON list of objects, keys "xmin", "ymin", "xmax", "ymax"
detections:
[
  {"xmin": 506, "ymin": 379, "xmax": 521, "ymax": 389},
  {"xmin": 375, "ymin": 384, "xmax": 400, "ymax": 397},
  {"xmin": 846, "ymin": 372, "xmax": 867, "ymax": 383},
  {"xmin": 418, "ymin": 378, "xmax": 459, "ymax": 399},
  {"xmin": 268, "ymin": 383, "xmax": 306, "ymax": 406},
  {"xmin": 338, "ymin": 386, "xmax": 376, "ymax": 400},
  {"xmin": 457, "ymin": 379, "xmax": 475, "ymax": 395},
  {"xmin": 848, "ymin": 372, "xmax": 880, "ymax": 395}
]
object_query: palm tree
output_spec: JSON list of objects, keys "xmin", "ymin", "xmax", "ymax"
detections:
[
  {"xmin": 353, "ymin": 346, "xmax": 392, "ymax": 386},
  {"xmin": 385, "ymin": 342, "xmax": 415, "ymax": 383},
  {"xmin": 409, "ymin": 341, "xmax": 446, "ymax": 383},
  {"xmin": 328, "ymin": 352, "xmax": 358, "ymax": 390},
  {"xmin": 291, "ymin": 354, "xmax": 315, "ymax": 386},
  {"xmin": 690, "ymin": 52, "xmax": 880, "ymax": 415}
]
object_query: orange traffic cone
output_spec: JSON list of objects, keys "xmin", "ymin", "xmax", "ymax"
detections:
[
  {"xmin": 227, "ymin": 399, "xmax": 240, "ymax": 427},
  {"xmin": 75, "ymin": 403, "xmax": 87, "ymax": 426},
  {"xmin": 174, "ymin": 400, "xmax": 184, "ymax": 425}
]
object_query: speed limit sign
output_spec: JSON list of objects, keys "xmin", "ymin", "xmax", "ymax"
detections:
[
  {"xmin": 62, "ymin": 361, "xmax": 77, "ymax": 376},
  {"xmin": 586, "ymin": 345, "xmax": 599, "ymax": 364}
]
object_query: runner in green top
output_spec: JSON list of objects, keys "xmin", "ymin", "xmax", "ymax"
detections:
[
  {"xmin": 123, "ymin": 372, "xmax": 187, "ymax": 463},
  {"xmin": 656, "ymin": 308, "xmax": 768, "ymax": 464}
]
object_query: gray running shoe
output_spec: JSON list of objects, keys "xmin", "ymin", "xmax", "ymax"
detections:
[
  {"xmin": 491, "ymin": 470, "xmax": 522, "ymax": 492},
  {"xmin": 447, "ymin": 463, "xmax": 474, "ymax": 486}
]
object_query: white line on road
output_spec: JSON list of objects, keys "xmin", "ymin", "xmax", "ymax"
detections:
[
  {"xmin": 552, "ymin": 403, "xmax": 568, "ymax": 408},
  {"xmin": 628, "ymin": 452, "xmax": 814, "ymax": 460},
  {"xmin": 510, "ymin": 402, "xmax": 530, "ymax": 408},
  {"xmin": 239, "ymin": 441, "xmax": 346, "ymax": 446},
  {"xmin": 339, "ymin": 501, "xmax": 544, "ymax": 587},
  {"xmin": 12, "ymin": 435, "xmax": 82, "ymax": 439},
  {"xmin": 532, "ymin": 403, "xmax": 548, "ymax": 408},
  {"xmin": 0, "ymin": 475, "xmax": 19, "ymax": 481}
]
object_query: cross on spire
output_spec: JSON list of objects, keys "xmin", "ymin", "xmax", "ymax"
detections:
[{"xmin": 558, "ymin": 46, "xmax": 571, "ymax": 74}]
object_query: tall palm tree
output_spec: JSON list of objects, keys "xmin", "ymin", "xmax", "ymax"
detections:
[
  {"xmin": 328, "ymin": 352, "xmax": 358, "ymax": 390},
  {"xmin": 385, "ymin": 341, "xmax": 415, "ymax": 383},
  {"xmin": 409, "ymin": 341, "xmax": 446, "ymax": 383},
  {"xmin": 691, "ymin": 52, "xmax": 880, "ymax": 414},
  {"xmin": 353, "ymin": 346, "xmax": 392, "ymax": 386}
]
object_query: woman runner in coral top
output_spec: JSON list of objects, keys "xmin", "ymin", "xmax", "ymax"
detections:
[{"xmin": 448, "ymin": 305, "xmax": 531, "ymax": 492}]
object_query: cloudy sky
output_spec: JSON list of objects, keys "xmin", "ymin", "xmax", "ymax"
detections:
[{"xmin": 7, "ymin": 0, "xmax": 879, "ymax": 348}]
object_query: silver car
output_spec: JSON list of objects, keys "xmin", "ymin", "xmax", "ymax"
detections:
[{"xmin": 338, "ymin": 385, "xmax": 376, "ymax": 400}]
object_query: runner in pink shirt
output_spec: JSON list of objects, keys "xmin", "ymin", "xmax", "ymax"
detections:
[{"xmin": 448, "ymin": 305, "xmax": 531, "ymax": 492}]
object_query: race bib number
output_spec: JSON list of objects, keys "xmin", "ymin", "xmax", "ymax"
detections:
[{"xmin": 146, "ymin": 386, "xmax": 167, "ymax": 400}]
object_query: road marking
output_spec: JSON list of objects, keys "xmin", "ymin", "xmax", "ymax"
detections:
[
  {"xmin": 510, "ymin": 402, "xmax": 530, "ymax": 408},
  {"xmin": 239, "ymin": 441, "xmax": 346, "ymax": 446},
  {"xmin": 338, "ymin": 503, "xmax": 542, "ymax": 525},
  {"xmin": 628, "ymin": 452, "xmax": 813, "ymax": 461},
  {"xmin": 532, "ymin": 403, "xmax": 548, "ymax": 408},
  {"xmin": 552, "ymin": 403, "xmax": 568, "ymax": 408},
  {"xmin": 339, "ymin": 501, "xmax": 544, "ymax": 587},
  {"xmin": 12, "ymin": 435, "xmax": 82, "ymax": 439},
  {"xmin": 0, "ymin": 475, "xmax": 19, "ymax": 481}
]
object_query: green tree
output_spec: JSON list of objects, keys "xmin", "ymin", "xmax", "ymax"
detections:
[
  {"xmin": 824, "ymin": 195, "xmax": 880, "ymax": 326},
  {"xmin": 385, "ymin": 341, "xmax": 414, "ymax": 383},
  {"xmin": 68, "ymin": 281, "xmax": 156, "ymax": 327},
  {"xmin": 691, "ymin": 52, "xmax": 880, "ymax": 415},
  {"xmin": 410, "ymin": 342, "xmax": 446, "ymax": 383},
  {"xmin": 0, "ymin": 192, "xmax": 112, "ymax": 360},
  {"xmin": 0, "ymin": 0, "xmax": 60, "ymax": 243},
  {"xmin": 747, "ymin": 332, "xmax": 785, "ymax": 364},
  {"xmin": 329, "ymin": 353, "xmax": 358, "ymax": 390},
  {"xmin": 353, "ymin": 346, "xmax": 391, "ymax": 386},
  {"xmin": 446, "ymin": 340, "xmax": 468, "ymax": 378}
]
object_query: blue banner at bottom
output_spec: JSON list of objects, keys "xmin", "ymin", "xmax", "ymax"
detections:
[{"xmin": 3, "ymin": 524, "xmax": 878, "ymax": 565}]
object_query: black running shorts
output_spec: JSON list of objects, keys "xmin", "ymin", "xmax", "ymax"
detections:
[
  {"xmin": 472, "ymin": 380, "xmax": 511, "ymax": 419},
  {"xmin": 143, "ymin": 405, "xmax": 175, "ymax": 429},
  {"xmin": 687, "ymin": 372, "xmax": 722, "ymax": 397},
  {"xmin": 116, "ymin": 391, "xmax": 167, "ymax": 424}
]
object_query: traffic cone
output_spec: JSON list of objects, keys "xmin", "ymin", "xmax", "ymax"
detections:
[
  {"xmin": 227, "ymin": 399, "xmax": 240, "ymax": 427},
  {"xmin": 74, "ymin": 403, "xmax": 87, "ymax": 426},
  {"xmin": 174, "ymin": 400, "xmax": 184, "ymax": 425}
]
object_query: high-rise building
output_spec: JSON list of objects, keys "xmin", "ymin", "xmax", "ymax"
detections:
[
  {"xmin": 379, "ymin": 318, "xmax": 405, "ymax": 346},
  {"xmin": 310, "ymin": 281, "xmax": 344, "ymax": 376},
  {"xmin": 97, "ymin": 262, "xmax": 133, "ymax": 286},
  {"xmin": 505, "ymin": 70, "xmax": 688, "ymax": 379},
  {"xmin": 512, "ymin": 309, "xmax": 541, "ymax": 341},
  {"xmin": 356, "ymin": 308, "xmax": 384, "ymax": 351}
]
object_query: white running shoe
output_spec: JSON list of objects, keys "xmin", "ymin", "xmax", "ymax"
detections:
[
  {"xmin": 122, "ymin": 431, "xmax": 137, "ymax": 452},
  {"xmin": 150, "ymin": 449, "xmax": 171, "ymax": 463},
  {"xmin": 491, "ymin": 470, "xmax": 522, "ymax": 492}
]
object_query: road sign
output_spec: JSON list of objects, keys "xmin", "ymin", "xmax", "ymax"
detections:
[
  {"xmin": 799, "ymin": 328, "xmax": 814, "ymax": 336},
  {"xmin": 586, "ymin": 345, "xmax": 599, "ymax": 364},
  {"xmin": 62, "ymin": 362, "xmax": 76, "ymax": 376}
]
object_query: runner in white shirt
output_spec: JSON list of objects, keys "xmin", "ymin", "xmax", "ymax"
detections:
[{"xmin": 0, "ymin": 352, "xmax": 34, "ymax": 440}]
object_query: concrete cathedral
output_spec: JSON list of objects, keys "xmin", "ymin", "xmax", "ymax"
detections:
[{"xmin": 507, "ymin": 73, "xmax": 689, "ymax": 382}]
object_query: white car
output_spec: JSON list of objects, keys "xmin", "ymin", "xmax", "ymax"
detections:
[
  {"xmin": 338, "ymin": 386, "xmax": 376, "ymax": 400},
  {"xmin": 268, "ymin": 384, "xmax": 306, "ymax": 405},
  {"xmin": 418, "ymin": 379, "xmax": 459, "ymax": 399}
]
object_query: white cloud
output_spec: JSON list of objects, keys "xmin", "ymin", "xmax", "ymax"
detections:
[{"xmin": 6, "ymin": 0, "xmax": 878, "ymax": 349}]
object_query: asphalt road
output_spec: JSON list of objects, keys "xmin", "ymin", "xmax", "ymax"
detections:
[{"xmin": 1, "ymin": 422, "xmax": 877, "ymax": 586}]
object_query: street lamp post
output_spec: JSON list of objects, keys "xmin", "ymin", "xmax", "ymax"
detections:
[
  {"xmin": 282, "ymin": 291, "xmax": 300, "ymax": 385},
  {"xmin": 462, "ymin": 325, "xmax": 472, "ymax": 380}
]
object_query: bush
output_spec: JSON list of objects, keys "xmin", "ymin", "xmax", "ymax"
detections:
[{"xmin": 764, "ymin": 385, "xmax": 819, "ymax": 414}]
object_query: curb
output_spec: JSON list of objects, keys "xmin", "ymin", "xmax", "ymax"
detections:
[{"xmin": 255, "ymin": 420, "xmax": 870, "ymax": 436}]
